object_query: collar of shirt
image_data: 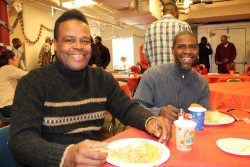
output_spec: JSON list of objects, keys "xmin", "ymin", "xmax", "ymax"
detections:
[{"xmin": 161, "ymin": 14, "xmax": 175, "ymax": 20}]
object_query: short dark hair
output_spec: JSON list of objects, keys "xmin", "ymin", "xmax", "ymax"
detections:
[
  {"xmin": 0, "ymin": 50, "xmax": 15, "ymax": 67},
  {"xmin": 54, "ymin": 9, "xmax": 88, "ymax": 41},
  {"xmin": 12, "ymin": 38, "xmax": 20, "ymax": 45},
  {"xmin": 173, "ymin": 31, "xmax": 197, "ymax": 47},
  {"xmin": 94, "ymin": 36, "xmax": 102, "ymax": 41},
  {"xmin": 163, "ymin": 2, "xmax": 178, "ymax": 13},
  {"xmin": 201, "ymin": 36, "xmax": 207, "ymax": 41}
]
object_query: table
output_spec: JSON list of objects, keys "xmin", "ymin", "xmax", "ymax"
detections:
[
  {"xmin": 113, "ymin": 74, "xmax": 141, "ymax": 89},
  {"xmin": 118, "ymin": 81, "xmax": 132, "ymax": 99},
  {"xmin": 210, "ymin": 82, "xmax": 250, "ymax": 110},
  {"xmin": 106, "ymin": 81, "xmax": 131, "ymax": 135},
  {"xmin": 203, "ymin": 74, "xmax": 250, "ymax": 83},
  {"xmin": 104, "ymin": 112, "xmax": 250, "ymax": 167}
]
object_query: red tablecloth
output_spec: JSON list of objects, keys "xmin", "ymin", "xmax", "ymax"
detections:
[
  {"xmin": 104, "ymin": 113, "xmax": 250, "ymax": 167},
  {"xmin": 113, "ymin": 74, "xmax": 141, "ymax": 89},
  {"xmin": 203, "ymin": 74, "xmax": 250, "ymax": 83},
  {"xmin": 210, "ymin": 82, "xmax": 250, "ymax": 110},
  {"xmin": 118, "ymin": 81, "xmax": 132, "ymax": 99}
]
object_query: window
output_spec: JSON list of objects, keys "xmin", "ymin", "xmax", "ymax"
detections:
[{"xmin": 112, "ymin": 37, "xmax": 134, "ymax": 70}]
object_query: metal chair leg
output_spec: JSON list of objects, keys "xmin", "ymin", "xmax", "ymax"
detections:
[{"xmin": 108, "ymin": 116, "xmax": 116, "ymax": 136}]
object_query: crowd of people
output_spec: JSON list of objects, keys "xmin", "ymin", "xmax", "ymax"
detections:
[{"xmin": 0, "ymin": 1, "xmax": 239, "ymax": 166}]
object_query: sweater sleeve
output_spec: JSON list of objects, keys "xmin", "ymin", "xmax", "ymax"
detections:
[
  {"xmin": 9, "ymin": 72, "xmax": 68, "ymax": 167},
  {"xmin": 104, "ymin": 72, "xmax": 154, "ymax": 130},
  {"xmin": 133, "ymin": 71, "xmax": 162, "ymax": 116}
]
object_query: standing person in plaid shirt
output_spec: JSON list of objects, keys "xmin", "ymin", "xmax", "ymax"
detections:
[{"xmin": 143, "ymin": 1, "xmax": 191, "ymax": 67}]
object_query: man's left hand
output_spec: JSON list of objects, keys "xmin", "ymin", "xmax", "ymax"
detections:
[{"xmin": 146, "ymin": 117, "xmax": 172, "ymax": 145}]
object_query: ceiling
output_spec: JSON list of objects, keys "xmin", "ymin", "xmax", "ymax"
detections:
[{"xmin": 10, "ymin": 0, "xmax": 250, "ymax": 30}]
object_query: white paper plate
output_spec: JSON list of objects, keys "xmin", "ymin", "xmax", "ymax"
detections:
[
  {"xmin": 216, "ymin": 138, "xmax": 250, "ymax": 155},
  {"xmin": 106, "ymin": 138, "xmax": 170, "ymax": 167},
  {"xmin": 207, "ymin": 73, "xmax": 220, "ymax": 75},
  {"xmin": 204, "ymin": 111, "xmax": 235, "ymax": 125}
]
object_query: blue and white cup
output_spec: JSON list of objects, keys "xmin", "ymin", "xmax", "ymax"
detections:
[{"xmin": 188, "ymin": 107, "xmax": 207, "ymax": 130}]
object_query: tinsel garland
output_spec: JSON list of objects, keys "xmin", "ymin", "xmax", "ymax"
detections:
[{"xmin": 12, "ymin": 12, "xmax": 53, "ymax": 45}]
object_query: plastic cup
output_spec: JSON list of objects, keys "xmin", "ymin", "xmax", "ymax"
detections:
[
  {"xmin": 188, "ymin": 107, "xmax": 207, "ymax": 130},
  {"xmin": 174, "ymin": 119, "xmax": 197, "ymax": 151}
]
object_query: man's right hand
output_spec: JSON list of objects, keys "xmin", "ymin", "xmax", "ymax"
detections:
[
  {"xmin": 63, "ymin": 140, "xmax": 108, "ymax": 167},
  {"xmin": 215, "ymin": 61, "xmax": 223, "ymax": 65},
  {"xmin": 159, "ymin": 105, "xmax": 179, "ymax": 123}
]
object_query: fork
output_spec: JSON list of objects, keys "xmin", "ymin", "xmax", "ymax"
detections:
[{"xmin": 242, "ymin": 118, "xmax": 250, "ymax": 124}]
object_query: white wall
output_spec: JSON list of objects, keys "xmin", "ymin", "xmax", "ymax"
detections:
[
  {"xmin": 10, "ymin": 5, "xmax": 249, "ymax": 73},
  {"xmin": 10, "ymin": 5, "xmax": 61, "ymax": 70},
  {"xmin": 9, "ymin": 5, "xmax": 146, "ymax": 72},
  {"xmin": 197, "ymin": 22, "xmax": 250, "ymax": 73},
  {"xmin": 101, "ymin": 25, "xmax": 146, "ymax": 71}
]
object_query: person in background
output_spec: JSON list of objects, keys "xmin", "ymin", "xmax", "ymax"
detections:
[
  {"xmin": 215, "ymin": 35, "xmax": 237, "ymax": 73},
  {"xmin": 0, "ymin": 50, "xmax": 28, "ymax": 118},
  {"xmin": 9, "ymin": 9, "xmax": 172, "ymax": 167},
  {"xmin": 50, "ymin": 51, "xmax": 57, "ymax": 63},
  {"xmin": 94, "ymin": 36, "xmax": 110, "ymax": 69},
  {"xmin": 143, "ymin": 2, "xmax": 191, "ymax": 67},
  {"xmin": 139, "ymin": 44, "xmax": 148, "ymax": 74},
  {"xmin": 12, "ymin": 38, "xmax": 26, "ymax": 70},
  {"xmin": 198, "ymin": 36, "xmax": 212, "ymax": 73},
  {"xmin": 88, "ymin": 36, "xmax": 102, "ymax": 67},
  {"xmin": 133, "ymin": 31, "xmax": 211, "ymax": 123},
  {"xmin": 37, "ymin": 36, "xmax": 53, "ymax": 67}
]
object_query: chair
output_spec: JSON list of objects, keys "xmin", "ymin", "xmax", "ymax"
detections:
[
  {"xmin": 226, "ymin": 78, "xmax": 242, "ymax": 82},
  {"xmin": 0, "ymin": 111, "xmax": 11, "ymax": 122},
  {"xmin": 0, "ymin": 126, "xmax": 16, "ymax": 167},
  {"xmin": 107, "ymin": 79, "xmax": 129, "ymax": 135}
]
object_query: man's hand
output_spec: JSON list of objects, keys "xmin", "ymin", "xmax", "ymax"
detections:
[
  {"xmin": 146, "ymin": 116, "xmax": 172, "ymax": 145},
  {"xmin": 63, "ymin": 140, "xmax": 108, "ymax": 167},
  {"xmin": 159, "ymin": 105, "xmax": 179, "ymax": 122},
  {"xmin": 223, "ymin": 58, "xmax": 228, "ymax": 64}
]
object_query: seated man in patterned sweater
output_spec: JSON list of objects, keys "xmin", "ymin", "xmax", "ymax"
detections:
[{"xmin": 9, "ymin": 9, "xmax": 172, "ymax": 167}]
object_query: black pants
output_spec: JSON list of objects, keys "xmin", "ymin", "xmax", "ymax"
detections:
[{"xmin": 218, "ymin": 68, "xmax": 229, "ymax": 74}]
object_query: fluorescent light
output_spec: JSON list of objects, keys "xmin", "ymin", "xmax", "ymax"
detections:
[
  {"xmin": 62, "ymin": 0, "xmax": 97, "ymax": 9},
  {"xmin": 183, "ymin": 0, "xmax": 190, "ymax": 8}
]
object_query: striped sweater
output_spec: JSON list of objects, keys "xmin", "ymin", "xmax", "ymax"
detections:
[{"xmin": 9, "ymin": 60, "xmax": 153, "ymax": 167}]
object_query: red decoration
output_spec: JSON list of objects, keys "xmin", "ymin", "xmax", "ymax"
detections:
[
  {"xmin": 226, "ymin": 62, "xmax": 236, "ymax": 72},
  {"xmin": 121, "ymin": 56, "xmax": 127, "ymax": 62},
  {"xmin": 245, "ymin": 64, "xmax": 250, "ymax": 74},
  {"xmin": 130, "ymin": 66, "xmax": 140, "ymax": 73},
  {"xmin": 11, "ymin": 12, "xmax": 53, "ymax": 45}
]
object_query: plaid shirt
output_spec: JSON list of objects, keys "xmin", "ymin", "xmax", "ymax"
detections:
[{"xmin": 143, "ymin": 14, "xmax": 192, "ymax": 67}]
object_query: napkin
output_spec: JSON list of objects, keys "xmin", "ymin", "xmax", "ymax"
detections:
[{"xmin": 220, "ymin": 109, "xmax": 250, "ymax": 122}]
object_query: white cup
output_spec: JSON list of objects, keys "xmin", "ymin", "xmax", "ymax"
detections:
[{"xmin": 174, "ymin": 119, "xmax": 197, "ymax": 151}]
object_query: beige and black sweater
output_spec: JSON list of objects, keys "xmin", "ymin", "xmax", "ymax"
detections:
[{"xmin": 9, "ymin": 59, "xmax": 153, "ymax": 167}]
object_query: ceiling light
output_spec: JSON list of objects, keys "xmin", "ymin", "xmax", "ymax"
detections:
[
  {"xmin": 62, "ymin": 0, "xmax": 97, "ymax": 9},
  {"xmin": 183, "ymin": 0, "xmax": 190, "ymax": 8}
]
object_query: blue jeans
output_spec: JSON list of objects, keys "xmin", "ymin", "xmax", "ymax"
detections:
[{"xmin": 0, "ymin": 105, "xmax": 11, "ymax": 118}]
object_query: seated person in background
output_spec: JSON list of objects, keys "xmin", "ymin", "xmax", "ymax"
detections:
[
  {"xmin": 0, "ymin": 50, "xmax": 28, "ymax": 118},
  {"xmin": 192, "ymin": 63, "xmax": 207, "ymax": 74},
  {"xmin": 133, "ymin": 31, "xmax": 211, "ymax": 123},
  {"xmin": 9, "ymin": 9, "xmax": 172, "ymax": 167}
]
